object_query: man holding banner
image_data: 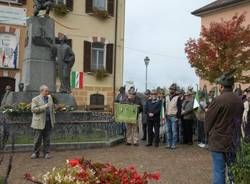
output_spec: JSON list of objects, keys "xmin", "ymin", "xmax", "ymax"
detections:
[{"xmin": 123, "ymin": 89, "xmax": 143, "ymax": 146}]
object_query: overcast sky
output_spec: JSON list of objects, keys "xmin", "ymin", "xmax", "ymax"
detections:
[{"xmin": 124, "ymin": 0, "xmax": 214, "ymax": 91}]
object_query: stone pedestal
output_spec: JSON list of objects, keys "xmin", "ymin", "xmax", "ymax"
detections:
[
  {"xmin": 2, "ymin": 92, "xmax": 77, "ymax": 107},
  {"xmin": 22, "ymin": 16, "xmax": 56, "ymax": 92}
]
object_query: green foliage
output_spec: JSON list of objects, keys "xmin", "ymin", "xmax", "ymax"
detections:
[
  {"xmin": 53, "ymin": 4, "xmax": 68, "ymax": 16},
  {"xmin": 1, "ymin": 103, "xmax": 75, "ymax": 115},
  {"xmin": 230, "ymin": 142, "xmax": 250, "ymax": 184},
  {"xmin": 1, "ymin": 103, "xmax": 31, "ymax": 114},
  {"xmin": 94, "ymin": 69, "xmax": 109, "ymax": 80},
  {"xmin": 93, "ymin": 8, "xmax": 109, "ymax": 19}
]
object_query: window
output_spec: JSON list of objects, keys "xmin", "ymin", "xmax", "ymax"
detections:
[
  {"xmin": 86, "ymin": 0, "xmax": 114, "ymax": 16},
  {"xmin": 55, "ymin": 0, "xmax": 74, "ymax": 11},
  {"xmin": 84, "ymin": 41, "xmax": 113, "ymax": 74},
  {"xmin": 90, "ymin": 94, "xmax": 105, "ymax": 110},
  {"xmin": 93, "ymin": 0, "xmax": 106, "ymax": 11},
  {"xmin": 55, "ymin": 0, "xmax": 66, "ymax": 4},
  {"xmin": 91, "ymin": 42, "xmax": 105, "ymax": 71}
]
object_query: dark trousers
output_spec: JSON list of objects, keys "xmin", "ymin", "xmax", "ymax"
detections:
[
  {"xmin": 142, "ymin": 123, "xmax": 147, "ymax": 140},
  {"xmin": 182, "ymin": 119, "xmax": 194, "ymax": 144},
  {"xmin": 33, "ymin": 120, "xmax": 52, "ymax": 155},
  {"xmin": 148, "ymin": 119, "xmax": 160, "ymax": 145},
  {"xmin": 197, "ymin": 120, "xmax": 207, "ymax": 144}
]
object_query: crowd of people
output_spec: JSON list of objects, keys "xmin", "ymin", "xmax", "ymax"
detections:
[{"xmin": 116, "ymin": 72, "xmax": 250, "ymax": 184}]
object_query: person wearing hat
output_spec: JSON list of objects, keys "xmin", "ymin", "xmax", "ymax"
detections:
[
  {"xmin": 208, "ymin": 89, "xmax": 214, "ymax": 102},
  {"xmin": 176, "ymin": 86, "xmax": 184, "ymax": 144},
  {"xmin": 141, "ymin": 89, "xmax": 151, "ymax": 141},
  {"xmin": 181, "ymin": 89, "xmax": 195, "ymax": 145},
  {"xmin": 205, "ymin": 71, "xmax": 244, "ymax": 184},
  {"xmin": 165, "ymin": 83, "xmax": 179, "ymax": 149},
  {"xmin": 196, "ymin": 91, "xmax": 208, "ymax": 148},
  {"xmin": 115, "ymin": 86, "xmax": 127, "ymax": 103},
  {"xmin": 145, "ymin": 89, "xmax": 161, "ymax": 147},
  {"xmin": 243, "ymin": 86, "xmax": 250, "ymax": 142},
  {"xmin": 1, "ymin": 85, "xmax": 12, "ymax": 107},
  {"xmin": 124, "ymin": 89, "xmax": 143, "ymax": 146}
]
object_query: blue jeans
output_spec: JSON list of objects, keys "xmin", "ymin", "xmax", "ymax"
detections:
[
  {"xmin": 211, "ymin": 152, "xmax": 236, "ymax": 184},
  {"xmin": 211, "ymin": 152, "xmax": 226, "ymax": 184},
  {"xmin": 165, "ymin": 116, "xmax": 177, "ymax": 146}
]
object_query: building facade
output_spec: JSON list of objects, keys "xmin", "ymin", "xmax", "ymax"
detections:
[
  {"xmin": 192, "ymin": 0, "xmax": 250, "ymax": 90},
  {"xmin": 0, "ymin": 0, "xmax": 125, "ymax": 110},
  {"xmin": 0, "ymin": 0, "xmax": 33, "ymax": 102}
]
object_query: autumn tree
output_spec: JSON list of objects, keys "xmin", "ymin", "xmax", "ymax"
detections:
[{"xmin": 185, "ymin": 14, "xmax": 250, "ymax": 83}]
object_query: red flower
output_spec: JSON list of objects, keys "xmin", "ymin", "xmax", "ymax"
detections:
[
  {"xmin": 24, "ymin": 173, "xmax": 32, "ymax": 181},
  {"xmin": 68, "ymin": 159, "xmax": 81, "ymax": 167}
]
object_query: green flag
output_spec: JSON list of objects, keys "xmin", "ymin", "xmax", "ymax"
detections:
[{"xmin": 193, "ymin": 85, "xmax": 200, "ymax": 109}]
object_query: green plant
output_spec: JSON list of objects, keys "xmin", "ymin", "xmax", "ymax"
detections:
[
  {"xmin": 230, "ymin": 141, "xmax": 250, "ymax": 184},
  {"xmin": 1, "ymin": 103, "xmax": 31, "ymax": 114},
  {"xmin": 94, "ymin": 69, "xmax": 109, "ymax": 80},
  {"xmin": 93, "ymin": 8, "xmax": 109, "ymax": 19},
  {"xmin": 53, "ymin": 4, "xmax": 68, "ymax": 16}
]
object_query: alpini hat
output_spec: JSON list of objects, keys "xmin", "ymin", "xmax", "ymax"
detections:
[
  {"xmin": 216, "ymin": 71, "xmax": 235, "ymax": 87},
  {"xmin": 144, "ymin": 89, "xmax": 151, "ymax": 95},
  {"xmin": 169, "ymin": 83, "xmax": 177, "ymax": 90},
  {"xmin": 128, "ymin": 88, "xmax": 136, "ymax": 95}
]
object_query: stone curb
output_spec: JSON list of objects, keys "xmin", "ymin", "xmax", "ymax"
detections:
[{"xmin": 3, "ymin": 136, "xmax": 125, "ymax": 152}]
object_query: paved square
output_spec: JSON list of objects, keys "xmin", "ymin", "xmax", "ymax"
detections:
[{"xmin": 3, "ymin": 144, "xmax": 211, "ymax": 184}]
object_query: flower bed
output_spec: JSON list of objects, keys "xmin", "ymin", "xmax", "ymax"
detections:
[{"xmin": 25, "ymin": 158, "xmax": 160, "ymax": 184}]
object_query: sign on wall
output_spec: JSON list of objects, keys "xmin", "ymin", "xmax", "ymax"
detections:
[
  {"xmin": 0, "ymin": 32, "xmax": 19, "ymax": 69},
  {"xmin": 0, "ymin": 6, "xmax": 27, "ymax": 26}
]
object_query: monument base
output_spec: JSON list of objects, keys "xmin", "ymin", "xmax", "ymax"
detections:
[{"xmin": 2, "ymin": 92, "xmax": 77, "ymax": 107}]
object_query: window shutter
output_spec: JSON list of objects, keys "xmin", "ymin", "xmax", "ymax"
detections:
[
  {"xmin": 85, "ymin": 0, "xmax": 93, "ymax": 13},
  {"xmin": 67, "ymin": 39, "xmax": 72, "ymax": 48},
  {"xmin": 107, "ymin": 0, "xmax": 114, "ymax": 17},
  {"xmin": 106, "ymin": 43, "xmax": 114, "ymax": 74},
  {"xmin": 84, "ymin": 41, "xmax": 91, "ymax": 73},
  {"xmin": 66, "ymin": 0, "xmax": 74, "ymax": 11},
  {"xmin": 18, "ymin": 0, "xmax": 27, "ymax": 4}
]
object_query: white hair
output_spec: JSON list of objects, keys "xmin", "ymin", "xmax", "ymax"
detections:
[{"xmin": 40, "ymin": 85, "xmax": 48, "ymax": 92}]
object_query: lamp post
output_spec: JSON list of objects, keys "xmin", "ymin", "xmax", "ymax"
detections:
[{"xmin": 144, "ymin": 56, "xmax": 150, "ymax": 91}]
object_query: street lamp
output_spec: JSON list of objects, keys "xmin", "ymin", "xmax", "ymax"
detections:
[{"xmin": 144, "ymin": 56, "xmax": 150, "ymax": 91}]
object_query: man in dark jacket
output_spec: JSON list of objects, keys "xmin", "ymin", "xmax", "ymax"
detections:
[
  {"xmin": 145, "ymin": 90, "xmax": 161, "ymax": 147},
  {"xmin": 205, "ymin": 72, "xmax": 244, "ymax": 184},
  {"xmin": 141, "ymin": 90, "xmax": 151, "ymax": 141}
]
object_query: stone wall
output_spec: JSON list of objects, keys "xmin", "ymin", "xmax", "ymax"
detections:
[
  {"xmin": 72, "ymin": 86, "xmax": 114, "ymax": 107},
  {"xmin": 0, "ymin": 111, "xmax": 124, "ymax": 150}
]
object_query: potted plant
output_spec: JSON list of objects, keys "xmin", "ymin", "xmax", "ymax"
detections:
[
  {"xmin": 25, "ymin": 158, "xmax": 161, "ymax": 183},
  {"xmin": 53, "ymin": 4, "xmax": 68, "ymax": 17},
  {"xmin": 94, "ymin": 68, "xmax": 109, "ymax": 80},
  {"xmin": 93, "ymin": 8, "xmax": 109, "ymax": 19}
]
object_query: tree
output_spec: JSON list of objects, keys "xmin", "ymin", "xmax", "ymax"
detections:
[{"xmin": 185, "ymin": 14, "xmax": 250, "ymax": 83}]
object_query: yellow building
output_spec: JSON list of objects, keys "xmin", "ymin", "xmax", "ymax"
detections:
[
  {"xmin": 0, "ymin": 0, "xmax": 125, "ymax": 110},
  {"xmin": 192, "ymin": 0, "xmax": 250, "ymax": 90},
  {"xmin": 0, "ymin": 0, "xmax": 33, "ymax": 101}
]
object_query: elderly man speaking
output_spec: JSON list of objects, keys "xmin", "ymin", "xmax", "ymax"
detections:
[{"xmin": 30, "ymin": 85, "xmax": 55, "ymax": 159}]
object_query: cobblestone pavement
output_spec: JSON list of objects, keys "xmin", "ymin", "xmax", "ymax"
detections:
[{"xmin": 2, "ymin": 143, "xmax": 211, "ymax": 184}]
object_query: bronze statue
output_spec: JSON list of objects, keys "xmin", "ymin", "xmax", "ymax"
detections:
[
  {"xmin": 54, "ymin": 33, "xmax": 75, "ymax": 93},
  {"xmin": 33, "ymin": 0, "xmax": 54, "ymax": 16}
]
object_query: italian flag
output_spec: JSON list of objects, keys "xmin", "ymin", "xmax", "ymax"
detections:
[{"xmin": 71, "ymin": 71, "xmax": 84, "ymax": 88}]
